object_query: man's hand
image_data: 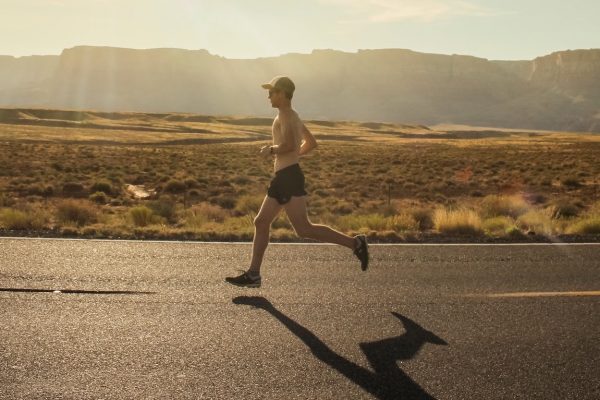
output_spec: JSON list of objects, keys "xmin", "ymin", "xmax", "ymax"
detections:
[{"xmin": 259, "ymin": 145, "xmax": 272, "ymax": 158}]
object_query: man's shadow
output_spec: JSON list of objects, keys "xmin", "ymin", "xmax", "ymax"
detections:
[{"xmin": 233, "ymin": 296, "xmax": 447, "ymax": 400}]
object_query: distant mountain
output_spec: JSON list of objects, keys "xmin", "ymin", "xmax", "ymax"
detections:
[{"xmin": 0, "ymin": 46, "xmax": 599, "ymax": 132}]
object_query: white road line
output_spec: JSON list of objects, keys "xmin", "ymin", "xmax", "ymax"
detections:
[
  {"xmin": 0, "ymin": 236, "xmax": 599, "ymax": 246},
  {"xmin": 464, "ymin": 291, "xmax": 600, "ymax": 298}
]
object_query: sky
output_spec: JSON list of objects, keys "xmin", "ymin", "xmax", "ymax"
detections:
[{"xmin": 1, "ymin": 0, "xmax": 599, "ymax": 60}]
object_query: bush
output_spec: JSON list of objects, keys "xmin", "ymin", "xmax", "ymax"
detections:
[
  {"xmin": 235, "ymin": 195, "xmax": 264, "ymax": 215},
  {"xmin": 549, "ymin": 200, "xmax": 580, "ymax": 219},
  {"xmin": 0, "ymin": 193, "xmax": 15, "ymax": 207},
  {"xmin": 0, "ymin": 208, "xmax": 48, "ymax": 230},
  {"xmin": 433, "ymin": 208, "xmax": 483, "ymax": 235},
  {"xmin": 62, "ymin": 182, "xmax": 86, "ymax": 197},
  {"xmin": 148, "ymin": 196, "xmax": 178, "ymax": 222},
  {"xmin": 567, "ymin": 217, "xmax": 600, "ymax": 234},
  {"xmin": 129, "ymin": 206, "xmax": 156, "ymax": 227},
  {"xmin": 89, "ymin": 191, "xmax": 108, "ymax": 204},
  {"xmin": 183, "ymin": 203, "xmax": 228, "ymax": 229},
  {"xmin": 517, "ymin": 210, "xmax": 554, "ymax": 235},
  {"xmin": 480, "ymin": 195, "xmax": 529, "ymax": 219},
  {"xmin": 56, "ymin": 200, "xmax": 98, "ymax": 226},
  {"xmin": 184, "ymin": 178, "xmax": 199, "ymax": 188},
  {"xmin": 561, "ymin": 177, "xmax": 582, "ymax": 189},
  {"xmin": 387, "ymin": 214, "xmax": 419, "ymax": 232},
  {"xmin": 212, "ymin": 195, "xmax": 236, "ymax": 210},
  {"xmin": 409, "ymin": 207, "xmax": 434, "ymax": 230},
  {"xmin": 90, "ymin": 180, "xmax": 113, "ymax": 195},
  {"xmin": 482, "ymin": 216, "xmax": 516, "ymax": 236},
  {"xmin": 164, "ymin": 179, "xmax": 186, "ymax": 194}
]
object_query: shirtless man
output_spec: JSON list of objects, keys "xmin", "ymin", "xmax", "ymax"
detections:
[{"xmin": 225, "ymin": 76, "xmax": 369, "ymax": 288}]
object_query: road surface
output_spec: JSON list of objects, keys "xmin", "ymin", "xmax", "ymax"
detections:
[{"xmin": 1, "ymin": 238, "xmax": 599, "ymax": 399}]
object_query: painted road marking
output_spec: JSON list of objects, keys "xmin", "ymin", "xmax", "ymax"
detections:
[
  {"xmin": 1, "ymin": 237, "xmax": 600, "ymax": 246},
  {"xmin": 465, "ymin": 291, "xmax": 600, "ymax": 298}
]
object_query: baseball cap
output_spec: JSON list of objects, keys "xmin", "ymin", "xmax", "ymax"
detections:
[{"xmin": 261, "ymin": 75, "xmax": 295, "ymax": 96}]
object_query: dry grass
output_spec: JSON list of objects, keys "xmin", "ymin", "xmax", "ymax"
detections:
[
  {"xmin": 433, "ymin": 208, "xmax": 483, "ymax": 235},
  {"xmin": 0, "ymin": 108, "xmax": 598, "ymax": 241}
]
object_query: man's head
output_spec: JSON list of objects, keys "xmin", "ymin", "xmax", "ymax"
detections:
[{"xmin": 261, "ymin": 76, "xmax": 295, "ymax": 108}]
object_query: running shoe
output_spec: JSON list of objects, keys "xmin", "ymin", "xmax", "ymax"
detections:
[
  {"xmin": 353, "ymin": 234, "xmax": 369, "ymax": 271},
  {"xmin": 225, "ymin": 271, "xmax": 262, "ymax": 288}
]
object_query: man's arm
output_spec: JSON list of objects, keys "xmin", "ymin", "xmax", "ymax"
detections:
[{"xmin": 299, "ymin": 123, "xmax": 317, "ymax": 156}]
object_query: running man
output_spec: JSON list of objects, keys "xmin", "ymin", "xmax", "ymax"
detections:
[{"xmin": 225, "ymin": 76, "xmax": 369, "ymax": 288}]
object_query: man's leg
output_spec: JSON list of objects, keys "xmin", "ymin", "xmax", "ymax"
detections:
[
  {"xmin": 248, "ymin": 195, "xmax": 283, "ymax": 275},
  {"xmin": 284, "ymin": 196, "xmax": 356, "ymax": 249}
]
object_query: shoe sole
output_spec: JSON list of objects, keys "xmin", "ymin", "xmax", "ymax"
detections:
[{"xmin": 225, "ymin": 280, "xmax": 261, "ymax": 288}]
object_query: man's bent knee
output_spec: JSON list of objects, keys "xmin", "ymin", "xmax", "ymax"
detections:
[{"xmin": 254, "ymin": 216, "xmax": 271, "ymax": 229}]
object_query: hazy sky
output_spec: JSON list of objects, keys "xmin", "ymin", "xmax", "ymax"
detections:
[{"xmin": 2, "ymin": 0, "xmax": 599, "ymax": 60}]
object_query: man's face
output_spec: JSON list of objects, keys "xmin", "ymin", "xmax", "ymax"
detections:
[{"xmin": 268, "ymin": 88, "xmax": 283, "ymax": 108}]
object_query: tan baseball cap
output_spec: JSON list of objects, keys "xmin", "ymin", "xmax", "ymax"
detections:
[{"xmin": 261, "ymin": 75, "xmax": 295, "ymax": 96}]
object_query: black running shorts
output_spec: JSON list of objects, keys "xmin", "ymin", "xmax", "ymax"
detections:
[{"xmin": 267, "ymin": 163, "xmax": 308, "ymax": 205}]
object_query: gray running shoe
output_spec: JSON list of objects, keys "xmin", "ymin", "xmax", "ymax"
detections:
[{"xmin": 225, "ymin": 271, "xmax": 261, "ymax": 288}]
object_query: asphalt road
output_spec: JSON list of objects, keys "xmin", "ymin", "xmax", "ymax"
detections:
[{"xmin": 1, "ymin": 238, "xmax": 599, "ymax": 400}]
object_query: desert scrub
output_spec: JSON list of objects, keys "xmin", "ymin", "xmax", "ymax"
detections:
[
  {"xmin": 433, "ymin": 207, "xmax": 483, "ymax": 235},
  {"xmin": 480, "ymin": 195, "xmax": 530, "ymax": 219},
  {"xmin": 0, "ymin": 207, "xmax": 49, "ymax": 230},
  {"xmin": 62, "ymin": 182, "xmax": 86, "ymax": 197},
  {"xmin": 90, "ymin": 180, "xmax": 114, "ymax": 195},
  {"xmin": 89, "ymin": 191, "xmax": 108, "ymax": 204},
  {"xmin": 566, "ymin": 216, "xmax": 600, "ymax": 234},
  {"xmin": 234, "ymin": 194, "xmax": 264, "ymax": 215},
  {"xmin": 548, "ymin": 200, "xmax": 581, "ymax": 219},
  {"xmin": 164, "ymin": 179, "xmax": 187, "ymax": 194},
  {"xmin": 516, "ymin": 209, "xmax": 555, "ymax": 235},
  {"xmin": 129, "ymin": 206, "xmax": 158, "ymax": 227},
  {"xmin": 148, "ymin": 196, "xmax": 178, "ymax": 223},
  {"xmin": 183, "ymin": 203, "xmax": 227, "ymax": 229},
  {"xmin": 56, "ymin": 199, "xmax": 98, "ymax": 226},
  {"xmin": 335, "ymin": 213, "xmax": 417, "ymax": 232},
  {"xmin": 482, "ymin": 216, "xmax": 517, "ymax": 236}
]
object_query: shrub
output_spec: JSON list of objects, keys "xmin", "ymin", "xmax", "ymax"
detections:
[
  {"xmin": 517, "ymin": 210, "xmax": 554, "ymax": 235},
  {"xmin": 56, "ymin": 199, "xmax": 98, "ymax": 226},
  {"xmin": 0, "ymin": 193, "xmax": 15, "ymax": 207},
  {"xmin": 212, "ymin": 195, "xmax": 236, "ymax": 210},
  {"xmin": 0, "ymin": 208, "xmax": 48, "ymax": 230},
  {"xmin": 62, "ymin": 182, "xmax": 86, "ymax": 197},
  {"xmin": 42, "ymin": 185, "xmax": 55, "ymax": 197},
  {"xmin": 89, "ymin": 191, "xmax": 108, "ymax": 204},
  {"xmin": 433, "ymin": 208, "xmax": 483, "ymax": 235},
  {"xmin": 482, "ymin": 216, "xmax": 516, "ymax": 236},
  {"xmin": 548, "ymin": 200, "xmax": 580, "ymax": 219},
  {"xmin": 235, "ymin": 195, "xmax": 264, "ymax": 215},
  {"xmin": 129, "ymin": 206, "xmax": 155, "ymax": 227},
  {"xmin": 561, "ymin": 177, "xmax": 582, "ymax": 188},
  {"xmin": 480, "ymin": 195, "xmax": 529, "ymax": 219},
  {"xmin": 566, "ymin": 217, "xmax": 600, "ymax": 234},
  {"xmin": 337, "ymin": 214, "xmax": 388, "ymax": 231},
  {"xmin": 409, "ymin": 207, "xmax": 434, "ymax": 230},
  {"xmin": 387, "ymin": 214, "xmax": 419, "ymax": 232},
  {"xmin": 148, "ymin": 196, "xmax": 177, "ymax": 222},
  {"xmin": 184, "ymin": 203, "xmax": 228, "ymax": 229},
  {"xmin": 164, "ymin": 179, "xmax": 186, "ymax": 194},
  {"xmin": 26, "ymin": 184, "xmax": 45, "ymax": 196},
  {"xmin": 184, "ymin": 178, "xmax": 199, "ymax": 188},
  {"xmin": 90, "ymin": 180, "xmax": 113, "ymax": 195}
]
